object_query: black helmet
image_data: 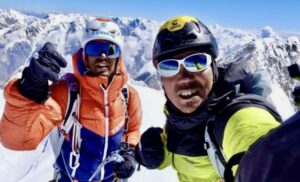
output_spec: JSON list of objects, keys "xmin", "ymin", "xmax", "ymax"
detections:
[{"xmin": 153, "ymin": 15, "xmax": 219, "ymax": 68}]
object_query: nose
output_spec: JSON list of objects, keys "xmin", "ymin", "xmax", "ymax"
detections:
[
  {"xmin": 99, "ymin": 52, "xmax": 107, "ymax": 59},
  {"xmin": 178, "ymin": 64, "xmax": 193, "ymax": 78}
]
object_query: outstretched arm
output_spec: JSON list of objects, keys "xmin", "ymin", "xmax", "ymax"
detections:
[
  {"xmin": 0, "ymin": 79, "xmax": 65, "ymax": 150},
  {"xmin": 0, "ymin": 42, "xmax": 68, "ymax": 150}
]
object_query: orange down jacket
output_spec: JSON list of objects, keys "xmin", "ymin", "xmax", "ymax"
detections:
[{"xmin": 0, "ymin": 49, "xmax": 142, "ymax": 181}]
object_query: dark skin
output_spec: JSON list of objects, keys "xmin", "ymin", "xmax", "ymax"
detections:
[{"xmin": 86, "ymin": 52, "xmax": 118, "ymax": 84}]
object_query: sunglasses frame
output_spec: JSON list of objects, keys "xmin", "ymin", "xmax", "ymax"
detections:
[
  {"xmin": 157, "ymin": 53, "xmax": 212, "ymax": 77},
  {"xmin": 84, "ymin": 41, "xmax": 121, "ymax": 59}
]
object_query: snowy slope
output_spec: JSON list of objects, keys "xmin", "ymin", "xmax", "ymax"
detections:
[{"xmin": 0, "ymin": 86, "xmax": 178, "ymax": 182}]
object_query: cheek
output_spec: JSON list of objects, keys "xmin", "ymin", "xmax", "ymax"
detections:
[
  {"xmin": 161, "ymin": 78, "xmax": 176, "ymax": 99},
  {"xmin": 198, "ymin": 67, "xmax": 214, "ymax": 89},
  {"xmin": 207, "ymin": 69, "xmax": 214, "ymax": 89},
  {"xmin": 110, "ymin": 60, "xmax": 117, "ymax": 69},
  {"xmin": 86, "ymin": 57, "xmax": 95, "ymax": 67}
]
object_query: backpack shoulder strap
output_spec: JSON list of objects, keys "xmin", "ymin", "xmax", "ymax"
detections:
[
  {"xmin": 121, "ymin": 85, "xmax": 130, "ymax": 133},
  {"xmin": 222, "ymin": 94, "xmax": 282, "ymax": 122},
  {"xmin": 205, "ymin": 93, "xmax": 282, "ymax": 179},
  {"xmin": 50, "ymin": 73, "xmax": 79, "ymax": 160},
  {"xmin": 204, "ymin": 116, "xmax": 227, "ymax": 178},
  {"xmin": 224, "ymin": 151, "xmax": 246, "ymax": 182}
]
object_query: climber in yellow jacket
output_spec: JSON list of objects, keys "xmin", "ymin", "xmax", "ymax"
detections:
[{"xmin": 135, "ymin": 15, "xmax": 281, "ymax": 182}]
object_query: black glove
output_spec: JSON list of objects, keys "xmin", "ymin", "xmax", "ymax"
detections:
[
  {"xmin": 288, "ymin": 64, "xmax": 300, "ymax": 107},
  {"xmin": 19, "ymin": 42, "xmax": 67, "ymax": 103},
  {"xmin": 113, "ymin": 144, "xmax": 137, "ymax": 179},
  {"xmin": 292, "ymin": 86, "xmax": 300, "ymax": 108},
  {"xmin": 135, "ymin": 127, "xmax": 164, "ymax": 169}
]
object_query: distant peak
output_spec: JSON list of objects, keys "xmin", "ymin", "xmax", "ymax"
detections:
[{"xmin": 261, "ymin": 26, "xmax": 276, "ymax": 38}]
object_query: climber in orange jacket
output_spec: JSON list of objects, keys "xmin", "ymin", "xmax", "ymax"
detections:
[{"xmin": 0, "ymin": 17, "xmax": 142, "ymax": 182}]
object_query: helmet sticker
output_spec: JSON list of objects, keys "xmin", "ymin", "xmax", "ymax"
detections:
[
  {"xmin": 160, "ymin": 15, "xmax": 198, "ymax": 32},
  {"xmin": 90, "ymin": 30, "xmax": 116, "ymax": 39},
  {"xmin": 167, "ymin": 19, "xmax": 185, "ymax": 32}
]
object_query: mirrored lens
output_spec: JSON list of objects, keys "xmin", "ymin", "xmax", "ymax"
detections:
[
  {"xmin": 158, "ymin": 60, "xmax": 179, "ymax": 77},
  {"xmin": 157, "ymin": 53, "xmax": 212, "ymax": 77},
  {"xmin": 85, "ymin": 41, "xmax": 120, "ymax": 59},
  {"xmin": 184, "ymin": 54, "xmax": 209, "ymax": 72}
]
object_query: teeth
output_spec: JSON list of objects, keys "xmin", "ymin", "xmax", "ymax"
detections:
[
  {"xmin": 179, "ymin": 90, "xmax": 197, "ymax": 97},
  {"xmin": 96, "ymin": 63, "xmax": 108, "ymax": 67}
]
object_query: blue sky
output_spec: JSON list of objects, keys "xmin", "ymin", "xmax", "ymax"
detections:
[{"xmin": 0, "ymin": 0, "xmax": 299, "ymax": 32}]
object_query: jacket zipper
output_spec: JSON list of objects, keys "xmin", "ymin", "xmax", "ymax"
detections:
[
  {"xmin": 99, "ymin": 76, "xmax": 117, "ymax": 180},
  {"xmin": 99, "ymin": 87, "xmax": 109, "ymax": 180}
]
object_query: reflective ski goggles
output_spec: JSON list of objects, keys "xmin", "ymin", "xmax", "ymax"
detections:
[
  {"xmin": 85, "ymin": 41, "xmax": 121, "ymax": 59},
  {"xmin": 157, "ymin": 53, "xmax": 212, "ymax": 77}
]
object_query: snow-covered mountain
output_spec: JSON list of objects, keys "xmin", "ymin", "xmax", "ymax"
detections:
[
  {"xmin": 0, "ymin": 8, "xmax": 300, "ymax": 93},
  {"xmin": 0, "ymin": 8, "xmax": 161, "ymax": 88},
  {"xmin": 214, "ymin": 25, "xmax": 300, "ymax": 99},
  {"xmin": 1, "ymin": 9, "xmax": 300, "ymax": 99}
]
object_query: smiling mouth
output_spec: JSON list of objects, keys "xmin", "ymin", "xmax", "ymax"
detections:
[
  {"xmin": 95, "ymin": 62, "xmax": 109, "ymax": 68},
  {"xmin": 178, "ymin": 89, "xmax": 200, "ymax": 99}
]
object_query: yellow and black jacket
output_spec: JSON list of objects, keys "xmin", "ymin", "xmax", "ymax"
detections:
[{"xmin": 137, "ymin": 91, "xmax": 281, "ymax": 182}]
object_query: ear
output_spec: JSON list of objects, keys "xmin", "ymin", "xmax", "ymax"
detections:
[{"xmin": 211, "ymin": 59, "xmax": 219, "ymax": 84}]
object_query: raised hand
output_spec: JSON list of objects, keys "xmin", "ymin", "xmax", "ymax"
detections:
[{"xmin": 19, "ymin": 42, "xmax": 67, "ymax": 103}]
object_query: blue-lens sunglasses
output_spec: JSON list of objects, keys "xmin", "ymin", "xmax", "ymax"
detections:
[
  {"xmin": 157, "ymin": 53, "xmax": 212, "ymax": 77},
  {"xmin": 85, "ymin": 41, "xmax": 121, "ymax": 59}
]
